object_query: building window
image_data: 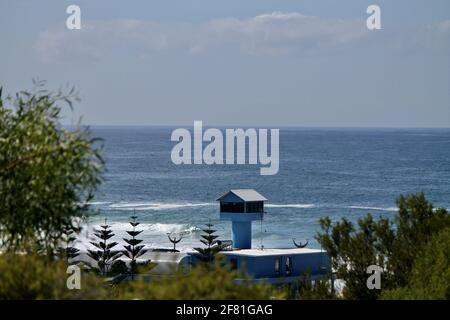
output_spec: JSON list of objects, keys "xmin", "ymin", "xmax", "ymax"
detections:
[
  {"xmin": 285, "ymin": 257, "xmax": 293, "ymax": 276},
  {"xmin": 230, "ymin": 258, "xmax": 238, "ymax": 270},
  {"xmin": 275, "ymin": 257, "xmax": 281, "ymax": 276},
  {"xmin": 245, "ymin": 201, "xmax": 264, "ymax": 213},
  {"xmin": 221, "ymin": 202, "xmax": 244, "ymax": 213}
]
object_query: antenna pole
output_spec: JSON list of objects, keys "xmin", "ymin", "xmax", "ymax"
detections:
[{"xmin": 260, "ymin": 212, "xmax": 263, "ymax": 250}]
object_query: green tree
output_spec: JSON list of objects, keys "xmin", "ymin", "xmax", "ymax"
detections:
[
  {"xmin": 316, "ymin": 193, "xmax": 450, "ymax": 299},
  {"xmin": 122, "ymin": 215, "xmax": 148, "ymax": 280},
  {"xmin": 316, "ymin": 213, "xmax": 392, "ymax": 299},
  {"xmin": 87, "ymin": 219, "xmax": 124, "ymax": 276},
  {"xmin": 57, "ymin": 230, "xmax": 80, "ymax": 264},
  {"xmin": 0, "ymin": 82, "xmax": 103, "ymax": 253},
  {"xmin": 388, "ymin": 194, "xmax": 450, "ymax": 287},
  {"xmin": 382, "ymin": 227, "xmax": 450, "ymax": 300},
  {"xmin": 193, "ymin": 223, "xmax": 222, "ymax": 264},
  {"xmin": 295, "ymin": 272, "xmax": 337, "ymax": 300}
]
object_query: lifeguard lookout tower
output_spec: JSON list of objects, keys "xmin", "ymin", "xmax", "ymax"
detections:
[{"xmin": 216, "ymin": 189, "xmax": 266, "ymax": 249}]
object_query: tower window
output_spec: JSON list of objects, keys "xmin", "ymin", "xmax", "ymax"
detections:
[
  {"xmin": 285, "ymin": 257, "xmax": 293, "ymax": 276},
  {"xmin": 220, "ymin": 202, "xmax": 244, "ymax": 213},
  {"xmin": 275, "ymin": 257, "xmax": 281, "ymax": 276},
  {"xmin": 230, "ymin": 258, "xmax": 238, "ymax": 270},
  {"xmin": 245, "ymin": 201, "xmax": 263, "ymax": 213}
]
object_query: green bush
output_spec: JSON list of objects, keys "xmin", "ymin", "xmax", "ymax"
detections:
[
  {"xmin": 382, "ymin": 227, "xmax": 450, "ymax": 300},
  {"xmin": 294, "ymin": 273, "xmax": 336, "ymax": 300},
  {"xmin": 316, "ymin": 193, "xmax": 450, "ymax": 299},
  {"xmin": 0, "ymin": 252, "xmax": 109, "ymax": 299},
  {"xmin": 117, "ymin": 261, "xmax": 281, "ymax": 300},
  {"xmin": 0, "ymin": 82, "xmax": 104, "ymax": 253},
  {"xmin": 0, "ymin": 252, "xmax": 284, "ymax": 300}
]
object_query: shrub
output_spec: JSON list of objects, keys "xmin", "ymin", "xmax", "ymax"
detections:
[
  {"xmin": 0, "ymin": 82, "xmax": 104, "ymax": 253},
  {"xmin": 0, "ymin": 252, "xmax": 109, "ymax": 299},
  {"xmin": 117, "ymin": 260, "xmax": 280, "ymax": 300},
  {"xmin": 316, "ymin": 193, "xmax": 450, "ymax": 299},
  {"xmin": 382, "ymin": 227, "xmax": 450, "ymax": 299}
]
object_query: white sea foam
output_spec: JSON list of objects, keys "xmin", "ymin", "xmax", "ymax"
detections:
[
  {"xmin": 108, "ymin": 202, "xmax": 213, "ymax": 211},
  {"xmin": 102, "ymin": 201, "xmax": 320, "ymax": 211},
  {"xmin": 75, "ymin": 222, "xmax": 201, "ymax": 251},
  {"xmin": 104, "ymin": 222, "xmax": 201, "ymax": 234},
  {"xmin": 266, "ymin": 203, "xmax": 316, "ymax": 208},
  {"xmin": 87, "ymin": 201, "xmax": 112, "ymax": 205},
  {"xmin": 348, "ymin": 205, "xmax": 398, "ymax": 212},
  {"xmin": 88, "ymin": 201, "xmax": 404, "ymax": 213}
]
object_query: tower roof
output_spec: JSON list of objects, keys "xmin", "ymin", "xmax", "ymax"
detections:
[{"xmin": 216, "ymin": 189, "xmax": 267, "ymax": 202}]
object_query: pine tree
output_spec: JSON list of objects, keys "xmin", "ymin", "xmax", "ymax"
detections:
[
  {"xmin": 122, "ymin": 215, "xmax": 148, "ymax": 280},
  {"xmin": 57, "ymin": 230, "xmax": 80, "ymax": 264},
  {"xmin": 87, "ymin": 218, "xmax": 123, "ymax": 276},
  {"xmin": 193, "ymin": 223, "xmax": 222, "ymax": 264}
]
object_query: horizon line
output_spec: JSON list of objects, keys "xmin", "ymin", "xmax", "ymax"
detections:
[{"xmin": 62, "ymin": 123, "xmax": 450, "ymax": 129}]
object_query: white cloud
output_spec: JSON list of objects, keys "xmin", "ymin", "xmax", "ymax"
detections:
[
  {"xmin": 34, "ymin": 12, "xmax": 369, "ymax": 63},
  {"xmin": 437, "ymin": 20, "xmax": 450, "ymax": 32},
  {"xmin": 410, "ymin": 20, "xmax": 450, "ymax": 53},
  {"xmin": 204, "ymin": 12, "xmax": 368, "ymax": 55}
]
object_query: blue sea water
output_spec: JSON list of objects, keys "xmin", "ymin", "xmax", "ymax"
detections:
[{"xmin": 80, "ymin": 127, "xmax": 450, "ymax": 251}]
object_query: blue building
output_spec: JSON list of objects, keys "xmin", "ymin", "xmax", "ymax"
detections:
[
  {"xmin": 216, "ymin": 189, "xmax": 266, "ymax": 249},
  {"xmin": 221, "ymin": 248, "xmax": 329, "ymax": 284},
  {"xmin": 214, "ymin": 189, "xmax": 330, "ymax": 283}
]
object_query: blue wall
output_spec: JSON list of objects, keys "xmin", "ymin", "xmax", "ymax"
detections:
[
  {"xmin": 223, "ymin": 251, "xmax": 330, "ymax": 279},
  {"xmin": 231, "ymin": 221, "xmax": 252, "ymax": 249}
]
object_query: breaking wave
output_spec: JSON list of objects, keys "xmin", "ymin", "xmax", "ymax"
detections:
[
  {"xmin": 266, "ymin": 203, "xmax": 316, "ymax": 209},
  {"xmin": 348, "ymin": 205, "xmax": 398, "ymax": 212},
  {"xmin": 87, "ymin": 201, "xmax": 112, "ymax": 205},
  {"xmin": 107, "ymin": 202, "xmax": 213, "ymax": 211},
  {"xmin": 94, "ymin": 222, "xmax": 201, "ymax": 235},
  {"xmin": 87, "ymin": 201, "xmax": 404, "ymax": 213}
]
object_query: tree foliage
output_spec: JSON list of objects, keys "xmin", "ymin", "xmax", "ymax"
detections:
[
  {"xmin": 294, "ymin": 272, "xmax": 337, "ymax": 300},
  {"xmin": 0, "ymin": 82, "xmax": 104, "ymax": 253},
  {"xmin": 118, "ymin": 260, "xmax": 280, "ymax": 300},
  {"xmin": 0, "ymin": 252, "xmax": 109, "ymax": 299},
  {"xmin": 122, "ymin": 215, "xmax": 149, "ymax": 280},
  {"xmin": 381, "ymin": 227, "xmax": 450, "ymax": 299},
  {"xmin": 87, "ymin": 219, "xmax": 124, "ymax": 276},
  {"xmin": 316, "ymin": 193, "xmax": 450, "ymax": 299},
  {"xmin": 57, "ymin": 230, "xmax": 80, "ymax": 264},
  {"xmin": 388, "ymin": 194, "xmax": 450, "ymax": 286},
  {"xmin": 193, "ymin": 223, "xmax": 222, "ymax": 264},
  {"xmin": 0, "ymin": 252, "xmax": 280, "ymax": 300}
]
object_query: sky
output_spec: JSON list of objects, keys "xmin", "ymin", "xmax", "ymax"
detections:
[{"xmin": 0, "ymin": 0, "xmax": 449, "ymax": 127}]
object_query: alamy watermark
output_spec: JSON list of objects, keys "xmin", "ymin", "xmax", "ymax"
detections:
[
  {"xmin": 66, "ymin": 265, "xmax": 81, "ymax": 290},
  {"xmin": 366, "ymin": 265, "xmax": 383, "ymax": 290},
  {"xmin": 171, "ymin": 121, "xmax": 279, "ymax": 175},
  {"xmin": 66, "ymin": 5, "xmax": 81, "ymax": 30},
  {"xmin": 366, "ymin": 5, "xmax": 381, "ymax": 30}
]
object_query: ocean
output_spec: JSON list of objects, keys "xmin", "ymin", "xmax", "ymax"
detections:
[{"xmin": 78, "ymin": 127, "xmax": 450, "ymax": 252}]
